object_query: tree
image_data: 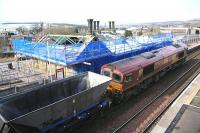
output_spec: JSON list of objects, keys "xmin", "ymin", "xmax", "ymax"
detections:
[
  {"xmin": 150, "ymin": 27, "xmax": 154, "ymax": 33},
  {"xmin": 74, "ymin": 28, "xmax": 79, "ymax": 34},
  {"xmin": 43, "ymin": 26, "xmax": 80, "ymax": 35},
  {"xmin": 16, "ymin": 26, "xmax": 27, "ymax": 34},
  {"xmin": 30, "ymin": 24, "xmax": 43, "ymax": 35},
  {"xmin": 124, "ymin": 30, "xmax": 133, "ymax": 37},
  {"xmin": 138, "ymin": 31, "xmax": 143, "ymax": 36}
]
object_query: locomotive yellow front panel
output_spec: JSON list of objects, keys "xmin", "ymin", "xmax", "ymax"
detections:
[{"xmin": 107, "ymin": 81, "xmax": 123, "ymax": 92}]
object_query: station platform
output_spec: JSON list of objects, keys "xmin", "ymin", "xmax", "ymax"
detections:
[{"xmin": 151, "ymin": 72, "xmax": 200, "ymax": 133}]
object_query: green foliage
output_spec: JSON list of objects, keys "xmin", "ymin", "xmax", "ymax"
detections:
[
  {"xmin": 138, "ymin": 31, "xmax": 143, "ymax": 36},
  {"xmin": 16, "ymin": 26, "xmax": 27, "ymax": 34},
  {"xmin": 124, "ymin": 30, "xmax": 133, "ymax": 37},
  {"xmin": 74, "ymin": 28, "xmax": 79, "ymax": 33},
  {"xmin": 150, "ymin": 28, "xmax": 153, "ymax": 32},
  {"xmin": 0, "ymin": 50, "xmax": 3, "ymax": 58}
]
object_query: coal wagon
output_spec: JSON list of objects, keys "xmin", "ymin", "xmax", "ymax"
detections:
[{"xmin": 0, "ymin": 72, "xmax": 111, "ymax": 133}]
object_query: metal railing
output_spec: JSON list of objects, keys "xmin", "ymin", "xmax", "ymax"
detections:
[{"xmin": 12, "ymin": 34, "xmax": 173, "ymax": 66}]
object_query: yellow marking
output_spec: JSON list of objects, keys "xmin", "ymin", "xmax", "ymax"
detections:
[
  {"xmin": 172, "ymin": 54, "xmax": 177, "ymax": 63},
  {"xmin": 185, "ymin": 82, "xmax": 200, "ymax": 104},
  {"xmin": 139, "ymin": 69, "xmax": 143, "ymax": 79},
  {"xmin": 107, "ymin": 81, "xmax": 123, "ymax": 92},
  {"xmin": 155, "ymin": 60, "xmax": 162, "ymax": 66},
  {"xmin": 164, "ymin": 57, "xmax": 169, "ymax": 64}
]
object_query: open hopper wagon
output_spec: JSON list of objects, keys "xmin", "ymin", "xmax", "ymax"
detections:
[{"xmin": 0, "ymin": 72, "xmax": 111, "ymax": 133}]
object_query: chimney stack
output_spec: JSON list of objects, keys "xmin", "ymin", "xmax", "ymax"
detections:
[
  {"xmin": 96, "ymin": 21, "xmax": 100, "ymax": 33},
  {"xmin": 112, "ymin": 21, "xmax": 115, "ymax": 30},
  {"xmin": 87, "ymin": 19, "xmax": 93, "ymax": 35},
  {"xmin": 109, "ymin": 21, "xmax": 112, "ymax": 30},
  {"xmin": 93, "ymin": 21, "xmax": 96, "ymax": 31}
]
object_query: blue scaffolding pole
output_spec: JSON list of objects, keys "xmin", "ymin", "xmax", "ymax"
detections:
[{"xmin": 12, "ymin": 33, "xmax": 174, "ymax": 73}]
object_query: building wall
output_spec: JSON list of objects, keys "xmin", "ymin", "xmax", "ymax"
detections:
[{"xmin": 32, "ymin": 58, "xmax": 75, "ymax": 78}]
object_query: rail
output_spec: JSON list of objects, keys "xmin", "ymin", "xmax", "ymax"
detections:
[
  {"xmin": 143, "ymin": 65, "xmax": 200, "ymax": 133},
  {"xmin": 112, "ymin": 48, "xmax": 200, "ymax": 133}
]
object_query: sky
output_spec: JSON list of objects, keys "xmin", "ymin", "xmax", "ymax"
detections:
[{"xmin": 0, "ymin": 0, "xmax": 200, "ymax": 25}]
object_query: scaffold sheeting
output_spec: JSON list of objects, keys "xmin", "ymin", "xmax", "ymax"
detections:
[{"xmin": 12, "ymin": 34, "xmax": 173, "ymax": 66}]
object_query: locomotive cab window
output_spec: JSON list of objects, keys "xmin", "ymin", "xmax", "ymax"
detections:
[
  {"xmin": 112, "ymin": 73, "xmax": 121, "ymax": 83},
  {"xmin": 143, "ymin": 64, "xmax": 154, "ymax": 77},
  {"xmin": 178, "ymin": 52, "xmax": 184, "ymax": 59},
  {"xmin": 103, "ymin": 70, "xmax": 111, "ymax": 77},
  {"xmin": 125, "ymin": 74, "xmax": 133, "ymax": 82}
]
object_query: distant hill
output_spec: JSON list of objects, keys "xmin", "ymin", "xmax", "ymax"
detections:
[
  {"xmin": 127, "ymin": 18, "xmax": 200, "ymax": 27},
  {"xmin": 187, "ymin": 18, "xmax": 200, "ymax": 23}
]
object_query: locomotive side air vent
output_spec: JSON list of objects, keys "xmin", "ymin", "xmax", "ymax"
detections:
[
  {"xmin": 152, "ymin": 50, "xmax": 159, "ymax": 54},
  {"xmin": 141, "ymin": 52, "xmax": 156, "ymax": 59}
]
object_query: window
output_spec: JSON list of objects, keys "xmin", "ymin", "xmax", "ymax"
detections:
[
  {"xmin": 112, "ymin": 73, "xmax": 121, "ymax": 82},
  {"xmin": 103, "ymin": 70, "xmax": 110, "ymax": 77},
  {"xmin": 178, "ymin": 52, "xmax": 184, "ymax": 59},
  {"xmin": 125, "ymin": 74, "xmax": 133, "ymax": 82},
  {"xmin": 143, "ymin": 64, "xmax": 154, "ymax": 77}
]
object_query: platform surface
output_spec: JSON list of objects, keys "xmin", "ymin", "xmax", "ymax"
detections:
[
  {"xmin": 151, "ymin": 72, "xmax": 200, "ymax": 133},
  {"xmin": 166, "ymin": 104, "xmax": 200, "ymax": 133}
]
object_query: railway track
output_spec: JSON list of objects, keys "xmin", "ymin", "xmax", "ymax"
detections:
[
  {"xmin": 112, "ymin": 50, "xmax": 200, "ymax": 133},
  {"xmin": 64, "ymin": 47, "xmax": 200, "ymax": 133},
  {"xmin": 143, "ymin": 66, "xmax": 200, "ymax": 133}
]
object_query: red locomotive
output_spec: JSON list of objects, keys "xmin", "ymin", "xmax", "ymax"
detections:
[{"xmin": 101, "ymin": 44, "xmax": 188, "ymax": 100}]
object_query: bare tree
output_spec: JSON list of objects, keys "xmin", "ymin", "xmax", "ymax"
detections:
[{"xmin": 16, "ymin": 26, "xmax": 28, "ymax": 34}]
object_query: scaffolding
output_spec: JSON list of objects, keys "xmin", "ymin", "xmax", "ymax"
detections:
[
  {"xmin": 177, "ymin": 34, "xmax": 200, "ymax": 44},
  {"xmin": 12, "ymin": 33, "xmax": 174, "ymax": 67},
  {"xmin": 0, "ymin": 61, "xmax": 45, "ymax": 91},
  {"xmin": 0, "ymin": 63, "xmax": 20, "ymax": 87}
]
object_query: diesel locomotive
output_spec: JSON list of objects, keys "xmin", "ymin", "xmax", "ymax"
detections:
[{"xmin": 101, "ymin": 44, "xmax": 188, "ymax": 100}]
